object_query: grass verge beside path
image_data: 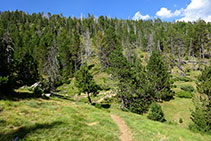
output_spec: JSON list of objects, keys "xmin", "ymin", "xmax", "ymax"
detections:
[
  {"xmin": 110, "ymin": 104, "xmax": 211, "ymax": 141},
  {"xmin": 0, "ymin": 98, "xmax": 119, "ymax": 141}
]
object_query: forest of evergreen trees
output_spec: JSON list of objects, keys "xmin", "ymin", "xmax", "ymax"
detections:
[
  {"xmin": 0, "ymin": 10, "xmax": 211, "ymax": 134},
  {"xmin": 0, "ymin": 11, "xmax": 210, "ymax": 93}
]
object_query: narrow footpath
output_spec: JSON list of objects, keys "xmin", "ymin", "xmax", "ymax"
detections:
[{"xmin": 110, "ymin": 114, "xmax": 133, "ymax": 141}]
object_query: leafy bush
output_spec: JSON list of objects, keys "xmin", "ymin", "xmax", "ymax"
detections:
[
  {"xmin": 176, "ymin": 91, "xmax": 193, "ymax": 98},
  {"xmin": 147, "ymin": 102, "xmax": 165, "ymax": 122},
  {"xmin": 180, "ymin": 85, "xmax": 195, "ymax": 93}
]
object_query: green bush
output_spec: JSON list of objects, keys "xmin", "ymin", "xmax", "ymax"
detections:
[
  {"xmin": 184, "ymin": 56, "xmax": 189, "ymax": 60},
  {"xmin": 33, "ymin": 86, "xmax": 43, "ymax": 97},
  {"xmin": 173, "ymin": 85, "xmax": 177, "ymax": 88},
  {"xmin": 185, "ymin": 68, "xmax": 191, "ymax": 73},
  {"xmin": 168, "ymin": 120, "xmax": 178, "ymax": 125},
  {"xmin": 176, "ymin": 91, "xmax": 193, "ymax": 98},
  {"xmin": 147, "ymin": 102, "xmax": 165, "ymax": 122},
  {"xmin": 179, "ymin": 118, "xmax": 183, "ymax": 124},
  {"xmin": 180, "ymin": 85, "xmax": 195, "ymax": 93}
]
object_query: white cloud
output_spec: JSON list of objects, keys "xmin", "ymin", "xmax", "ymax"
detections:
[
  {"xmin": 132, "ymin": 11, "xmax": 150, "ymax": 20},
  {"xmin": 178, "ymin": 0, "xmax": 211, "ymax": 22},
  {"xmin": 156, "ymin": 7, "xmax": 183, "ymax": 18}
]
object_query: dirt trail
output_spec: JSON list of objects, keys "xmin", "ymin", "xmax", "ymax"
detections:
[{"xmin": 110, "ymin": 114, "xmax": 133, "ymax": 141}]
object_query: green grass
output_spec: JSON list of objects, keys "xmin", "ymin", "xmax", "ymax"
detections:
[
  {"xmin": 111, "ymin": 103, "xmax": 211, "ymax": 141},
  {"xmin": 160, "ymin": 97, "xmax": 194, "ymax": 128},
  {"xmin": 1, "ymin": 94, "xmax": 211, "ymax": 141},
  {"xmin": 0, "ymin": 98, "xmax": 119, "ymax": 141}
]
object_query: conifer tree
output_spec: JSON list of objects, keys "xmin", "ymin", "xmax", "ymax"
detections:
[
  {"xmin": 190, "ymin": 65, "xmax": 211, "ymax": 133},
  {"xmin": 108, "ymin": 49, "xmax": 154, "ymax": 114},
  {"xmin": 146, "ymin": 50, "xmax": 174, "ymax": 100},
  {"xmin": 74, "ymin": 63, "xmax": 99, "ymax": 104}
]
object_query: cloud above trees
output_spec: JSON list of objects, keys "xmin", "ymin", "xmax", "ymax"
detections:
[
  {"xmin": 132, "ymin": 11, "xmax": 150, "ymax": 20},
  {"xmin": 178, "ymin": 0, "xmax": 211, "ymax": 22},
  {"xmin": 156, "ymin": 7, "xmax": 183, "ymax": 18},
  {"xmin": 133, "ymin": 0, "xmax": 211, "ymax": 22}
]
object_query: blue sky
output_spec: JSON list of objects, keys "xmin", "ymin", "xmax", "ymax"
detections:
[{"xmin": 1, "ymin": 0, "xmax": 211, "ymax": 22}]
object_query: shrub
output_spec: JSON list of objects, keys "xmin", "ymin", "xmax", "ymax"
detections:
[
  {"xmin": 180, "ymin": 85, "xmax": 195, "ymax": 93},
  {"xmin": 168, "ymin": 120, "xmax": 178, "ymax": 125},
  {"xmin": 173, "ymin": 85, "xmax": 177, "ymax": 88},
  {"xmin": 176, "ymin": 91, "xmax": 193, "ymax": 98},
  {"xmin": 184, "ymin": 56, "xmax": 189, "ymax": 60},
  {"xmin": 179, "ymin": 118, "xmax": 183, "ymax": 124},
  {"xmin": 147, "ymin": 102, "xmax": 165, "ymax": 122},
  {"xmin": 185, "ymin": 68, "xmax": 191, "ymax": 73},
  {"xmin": 33, "ymin": 86, "xmax": 43, "ymax": 97}
]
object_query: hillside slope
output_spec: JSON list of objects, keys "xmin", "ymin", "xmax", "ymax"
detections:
[{"xmin": 0, "ymin": 97, "xmax": 211, "ymax": 141}]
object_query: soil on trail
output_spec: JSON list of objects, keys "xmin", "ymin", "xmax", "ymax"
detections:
[{"xmin": 110, "ymin": 114, "xmax": 133, "ymax": 141}]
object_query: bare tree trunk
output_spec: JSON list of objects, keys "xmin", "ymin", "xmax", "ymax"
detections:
[
  {"xmin": 189, "ymin": 38, "xmax": 192, "ymax": 57},
  {"xmin": 202, "ymin": 43, "xmax": 205, "ymax": 59},
  {"xmin": 157, "ymin": 39, "xmax": 161, "ymax": 51},
  {"xmin": 134, "ymin": 24, "xmax": 136, "ymax": 35},
  {"xmin": 44, "ymin": 39, "xmax": 59, "ymax": 92},
  {"xmin": 147, "ymin": 33, "xmax": 154, "ymax": 54},
  {"xmin": 170, "ymin": 36, "xmax": 174, "ymax": 57},
  {"xmin": 87, "ymin": 93, "xmax": 92, "ymax": 105},
  {"xmin": 200, "ymin": 48, "xmax": 202, "ymax": 59}
]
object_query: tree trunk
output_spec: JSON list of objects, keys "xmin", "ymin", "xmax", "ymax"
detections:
[
  {"xmin": 202, "ymin": 43, "xmax": 205, "ymax": 59},
  {"xmin": 189, "ymin": 38, "xmax": 192, "ymax": 57},
  {"xmin": 87, "ymin": 93, "xmax": 92, "ymax": 105}
]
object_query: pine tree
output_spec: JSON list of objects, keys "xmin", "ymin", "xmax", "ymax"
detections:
[
  {"xmin": 190, "ymin": 65, "xmax": 211, "ymax": 134},
  {"xmin": 146, "ymin": 50, "xmax": 174, "ymax": 101},
  {"xmin": 0, "ymin": 32, "xmax": 14, "ymax": 94},
  {"xmin": 147, "ymin": 102, "xmax": 165, "ymax": 122},
  {"xmin": 108, "ymin": 49, "xmax": 154, "ymax": 114},
  {"xmin": 74, "ymin": 63, "xmax": 99, "ymax": 104}
]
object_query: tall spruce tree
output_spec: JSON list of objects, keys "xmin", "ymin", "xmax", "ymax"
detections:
[{"xmin": 146, "ymin": 50, "xmax": 174, "ymax": 101}]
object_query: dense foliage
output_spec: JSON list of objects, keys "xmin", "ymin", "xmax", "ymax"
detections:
[
  {"xmin": 190, "ymin": 66, "xmax": 211, "ymax": 134},
  {"xmin": 146, "ymin": 50, "xmax": 174, "ymax": 101},
  {"xmin": 74, "ymin": 63, "xmax": 99, "ymax": 104},
  {"xmin": 0, "ymin": 11, "xmax": 210, "ymax": 95},
  {"xmin": 147, "ymin": 102, "xmax": 165, "ymax": 122}
]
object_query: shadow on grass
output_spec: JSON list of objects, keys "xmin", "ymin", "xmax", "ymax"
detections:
[
  {"xmin": 0, "ymin": 91, "xmax": 73, "ymax": 102},
  {"xmin": 0, "ymin": 91, "xmax": 46, "ymax": 101},
  {"xmin": 50, "ymin": 93, "xmax": 74, "ymax": 101},
  {"xmin": 93, "ymin": 103, "xmax": 111, "ymax": 109},
  {"xmin": 0, "ymin": 121, "xmax": 64, "ymax": 140}
]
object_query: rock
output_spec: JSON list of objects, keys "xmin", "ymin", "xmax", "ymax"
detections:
[
  {"xmin": 30, "ymin": 82, "xmax": 41, "ymax": 89},
  {"xmin": 44, "ymin": 93, "xmax": 51, "ymax": 97}
]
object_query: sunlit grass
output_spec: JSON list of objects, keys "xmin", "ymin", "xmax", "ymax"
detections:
[
  {"xmin": 0, "ymin": 98, "xmax": 119, "ymax": 141},
  {"xmin": 110, "ymin": 103, "xmax": 211, "ymax": 141}
]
